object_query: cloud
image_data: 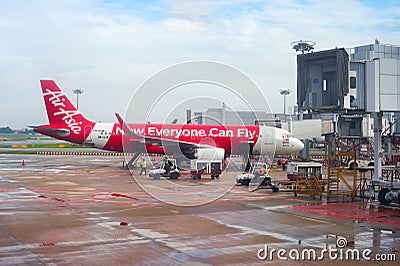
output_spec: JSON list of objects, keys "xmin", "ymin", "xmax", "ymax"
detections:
[{"xmin": 0, "ymin": 0, "xmax": 399, "ymax": 128}]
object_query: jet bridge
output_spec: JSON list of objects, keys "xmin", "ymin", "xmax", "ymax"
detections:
[
  {"xmin": 296, "ymin": 41, "xmax": 400, "ymax": 204},
  {"xmin": 297, "ymin": 48, "xmax": 350, "ymax": 110}
]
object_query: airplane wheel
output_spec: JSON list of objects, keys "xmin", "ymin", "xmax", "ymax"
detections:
[
  {"xmin": 170, "ymin": 173, "xmax": 179, "ymax": 180},
  {"xmin": 349, "ymin": 162, "xmax": 358, "ymax": 170},
  {"xmin": 378, "ymin": 188, "xmax": 391, "ymax": 205},
  {"xmin": 272, "ymin": 186, "xmax": 279, "ymax": 192},
  {"xmin": 241, "ymin": 180, "xmax": 250, "ymax": 186},
  {"xmin": 261, "ymin": 177, "xmax": 272, "ymax": 186}
]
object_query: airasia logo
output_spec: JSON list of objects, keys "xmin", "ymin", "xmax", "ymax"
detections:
[{"xmin": 43, "ymin": 89, "xmax": 82, "ymax": 134}]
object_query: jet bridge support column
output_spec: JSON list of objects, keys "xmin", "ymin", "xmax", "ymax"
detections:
[
  {"xmin": 371, "ymin": 112, "xmax": 400, "ymax": 206},
  {"xmin": 369, "ymin": 112, "xmax": 383, "ymax": 199},
  {"xmin": 372, "ymin": 112, "xmax": 383, "ymax": 181}
]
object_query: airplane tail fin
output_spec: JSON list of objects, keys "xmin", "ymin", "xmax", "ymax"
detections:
[
  {"xmin": 40, "ymin": 80, "xmax": 92, "ymax": 128},
  {"xmin": 38, "ymin": 80, "xmax": 95, "ymax": 143}
]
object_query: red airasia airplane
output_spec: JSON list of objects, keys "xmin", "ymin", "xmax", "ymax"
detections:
[{"xmin": 33, "ymin": 80, "xmax": 304, "ymax": 159}]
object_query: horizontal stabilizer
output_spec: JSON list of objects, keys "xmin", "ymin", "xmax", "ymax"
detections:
[{"xmin": 30, "ymin": 126, "xmax": 70, "ymax": 137}]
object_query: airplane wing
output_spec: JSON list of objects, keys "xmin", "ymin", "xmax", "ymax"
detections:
[
  {"xmin": 137, "ymin": 134, "xmax": 215, "ymax": 159},
  {"xmin": 30, "ymin": 126, "xmax": 70, "ymax": 137},
  {"xmin": 115, "ymin": 113, "xmax": 215, "ymax": 158}
]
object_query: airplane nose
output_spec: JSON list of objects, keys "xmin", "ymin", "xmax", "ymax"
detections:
[{"xmin": 292, "ymin": 138, "xmax": 304, "ymax": 152}]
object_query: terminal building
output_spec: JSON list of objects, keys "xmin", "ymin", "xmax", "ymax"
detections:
[{"xmin": 193, "ymin": 107, "xmax": 273, "ymax": 126}]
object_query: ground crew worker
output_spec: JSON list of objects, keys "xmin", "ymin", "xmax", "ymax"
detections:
[
  {"xmin": 164, "ymin": 160, "xmax": 171, "ymax": 174},
  {"xmin": 281, "ymin": 157, "xmax": 287, "ymax": 171},
  {"xmin": 140, "ymin": 159, "xmax": 147, "ymax": 175},
  {"xmin": 260, "ymin": 167, "xmax": 266, "ymax": 176}
]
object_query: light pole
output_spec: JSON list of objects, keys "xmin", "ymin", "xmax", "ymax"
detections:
[
  {"xmin": 280, "ymin": 89, "xmax": 291, "ymax": 116},
  {"xmin": 72, "ymin": 88, "xmax": 84, "ymax": 110}
]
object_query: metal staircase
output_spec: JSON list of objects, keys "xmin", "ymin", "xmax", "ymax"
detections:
[{"xmin": 327, "ymin": 137, "xmax": 358, "ymax": 198}]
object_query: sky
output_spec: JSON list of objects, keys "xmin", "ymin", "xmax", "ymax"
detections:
[{"xmin": 0, "ymin": 0, "xmax": 399, "ymax": 128}]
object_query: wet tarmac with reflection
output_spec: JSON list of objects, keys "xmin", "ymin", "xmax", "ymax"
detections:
[{"xmin": 0, "ymin": 154, "xmax": 398, "ymax": 265}]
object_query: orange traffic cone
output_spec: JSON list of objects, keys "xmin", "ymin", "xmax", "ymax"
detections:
[{"xmin": 22, "ymin": 160, "xmax": 25, "ymax": 166}]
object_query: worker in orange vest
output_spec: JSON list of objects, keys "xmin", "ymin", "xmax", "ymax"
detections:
[
  {"xmin": 281, "ymin": 157, "xmax": 287, "ymax": 171},
  {"xmin": 260, "ymin": 167, "xmax": 266, "ymax": 176}
]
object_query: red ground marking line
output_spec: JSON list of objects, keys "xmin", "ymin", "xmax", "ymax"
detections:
[
  {"xmin": 1, "ymin": 196, "xmax": 140, "ymax": 206},
  {"xmin": 0, "ymin": 192, "xmax": 295, "ymax": 206},
  {"xmin": 93, "ymin": 193, "xmax": 138, "ymax": 201},
  {"xmin": 33, "ymin": 189, "xmax": 148, "ymax": 194},
  {"xmin": 287, "ymin": 202, "xmax": 400, "ymax": 227},
  {"xmin": 36, "ymin": 151, "xmax": 133, "ymax": 156}
]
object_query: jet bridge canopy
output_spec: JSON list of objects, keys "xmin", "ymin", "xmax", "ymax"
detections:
[{"xmin": 297, "ymin": 48, "xmax": 349, "ymax": 111}]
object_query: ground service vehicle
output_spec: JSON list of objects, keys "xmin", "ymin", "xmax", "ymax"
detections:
[
  {"xmin": 149, "ymin": 158, "xmax": 180, "ymax": 180},
  {"xmin": 236, "ymin": 162, "xmax": 278, "ymax": 191},
  {"xmin": 287, "ymin": 162, "xmax": 323, "ymax": 181},
  {"xmin": 190, "ymin": 160, "xmax": 222, "ymax": 180}
]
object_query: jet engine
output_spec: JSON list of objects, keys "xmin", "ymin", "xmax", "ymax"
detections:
[{"xmin": 194, "ymin": 147, "xmax": 225, "ymax": 161}]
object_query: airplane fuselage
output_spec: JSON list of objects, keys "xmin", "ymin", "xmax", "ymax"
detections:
[{"xmin": 36, "ymin": 122, "xmax": 304, "ymax": 156}]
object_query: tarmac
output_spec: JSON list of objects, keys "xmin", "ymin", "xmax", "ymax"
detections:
[{"xmin": 0, "ymin": 154, "xmax": 399, "ymax": 265}]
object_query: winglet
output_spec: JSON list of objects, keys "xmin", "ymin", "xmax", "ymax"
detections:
[{"xmin": 115, "ymin": 113, "xmax": 140, "ymax": 138}]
